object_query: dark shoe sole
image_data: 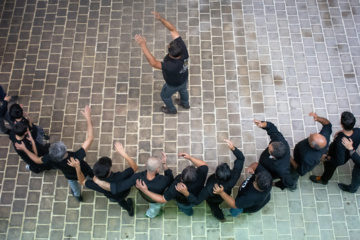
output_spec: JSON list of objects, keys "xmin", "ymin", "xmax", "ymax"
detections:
[
  {"xmin": 309, "ymin": 175, "xmax": 328, "ymax": 185},
  {"xmin": 175, "ymin": 98, "xmax": 190, "ymax": 109},
  {"xmin": 161, "ymin": 106, "xmax": 177, "ymax": 114}
]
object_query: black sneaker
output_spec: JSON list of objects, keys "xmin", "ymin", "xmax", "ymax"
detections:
[
  {"xmin": 338, "ymin": 183, "xmax": 356, "ymax": 193},
  {"xmin": 309, "ymin": 175, "xmax": 328, "ymax": 185},
  {"xmin": 161, "ymin": 106, "xmax": 177, "ymax": 114},
  {"xmin": 71, "ymin": 189, "xmax": 83, "ymax": 202},
  {"xmin": 43, "ymin": 134, "xmax": 50, "ymax": 140},
  {"xmin": 174, "ymin": 98, "xmax": 190, "ymax": 109},
  {"xmin": 126, "ymin": 198, "xmax": 134, "ymax": 216}
]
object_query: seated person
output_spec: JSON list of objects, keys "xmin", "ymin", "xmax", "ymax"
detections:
[
  {"xmin": 16, "ymin": 106, "xmax": 93, "ymax": 201},
  {"xmin": 136, "ymin": 153, "xmax": 208, "ymax": 216},
  {"xmin": 94, "ymin": 153, "xmax": 174, "ymax": 218},
  {"xmin": 11, "ymin": 122, "xmax": 51, "ymax": 173},
  {"xmin": 67, "ymin": 142, "xmax": 138, "ymax": 216},
  {"xmin": 213, "ymin": 162, "xmax": 273, "ymax": 216},
  {"xmin": 291, "ymin": 112, "xmax": 332, "ymax": 179},
  {"xmin": 176, "ymin": 139, "xmax": 244, "ymax": 222}
]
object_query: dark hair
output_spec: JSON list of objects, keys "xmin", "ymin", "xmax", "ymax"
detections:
[
  {"xmin": 93, "ymin": 157, "xmax": 112, "ymax": 179},
  {"xmin": 341, "ymin": 111, "xmax": 356, "ymax": 131},
  {"xmin": 168, "ymin": 40, "xmax": 182, "ymax": 58},
  {"xmin": 215, "ymin": 163, "xmax": 231, "ymax": 182},
  {"xmin": 181, "ymin": 166, "xmax": 197, "ymax": 183},
  {"xmin": 270, "ymin": 142, "xmax": 287, "ymax": 159},
  {"xmin": 13, "ymin": 121, "xmax": 27, "ymax": 136},
  {"xmin": 256, "ymin": 171, "xmax": 272, "ymax": 191},
  {"xmin": 9, "ymin": 104, "xmax": 23, "ymax": 122}
]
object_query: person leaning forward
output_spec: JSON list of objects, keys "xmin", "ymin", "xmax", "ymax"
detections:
[
  {"xmin": 94, "ymin": 152, "xmax": 174, "ymax": 218},
  {"xmin": 176, "ymin": 139, "xmax": 244, "ymax": 222},
  {"xmin": 15, "ymin": 105, "xmax": 94, "ymax": 202},
  {"xmin": 136, "ymin": 153, "xmax": 208, "ymax": 216},
  {"xmin": 290, "ymin": 112, "xmax": 332, "ymax": 180},
  {"xmin": 254, "ymin": 119, "xmax": 296, "ymax": 191},
  {"xmin": 67, "ymin": 142, "xmax": 138, "ymax": 216},
  {"xmin": 135, "ymin": 11, "xmax": 190, "ymax": 114}
]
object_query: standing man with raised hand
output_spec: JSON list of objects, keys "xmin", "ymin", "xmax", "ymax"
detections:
[
  {"xmin": 16, "ymin": 106, "xmax": 94, "ymax": 202},
  {"xmin": 310, "ymin": 111, "xmax": 360, "ymax": 185},
  {"xmin": 254, "ymin": 119, "xmax": 296, "ymax": 191},
  {"xmin": 67, "ymin": 142, "xmax": 138, "ymax": 216},
  {"xmin": 290, "ymin": 112, "xmax": 332, "ymax": 180},
  {"xmin": 135, "ymin": 11, "xmax": 190, "ymax": 114},
  {"xmin": 136, "ymin": 153, "xmax": 208, "ymax": 216}
]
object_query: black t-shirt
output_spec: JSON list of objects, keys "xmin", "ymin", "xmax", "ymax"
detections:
[
  {"xmin": 9, "ymin": 130, "xmax": 50, "ymax": 173},
  {"xmin": 186, "ymin": 148, "xmax": 244, "ymax": 205},
  {"xmin": 110, "ymin": 169, "xmax": 174, "ymax": 203},
  {"xmin": 327, "ymin": 128, "xmax": 360, "ymax": 166},
  {"xmin": 164, "ymin": 165, "xmax": 209, "ymax": 205},
  {"xmin": 294, "ymin": 123, "xmax": 332, "ymax": 176},
  {"xmin": 161, "ymin": 37, "xmax": 189, "ymax": 87},
  {"xmin": 85, "ymin": 167, "xmax": 134, "ymax": 201},
  {"xmin": 41, "ymin": 148, "xmax": 93, "ymax": 180},
  {"xmin": 235, "ymin": 164, "xmax": 272, "ymax": 213},
  {"xmin": 259, "ymin": 121, "xmax": 294, "ymax": 189}
]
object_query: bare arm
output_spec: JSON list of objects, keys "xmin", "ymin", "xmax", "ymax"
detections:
[
  {"xmin": 309, "ymin": 112, "xmax": 330, "ymax": 126},
  {"xmin": 178, "ymin": 153, "xmax": 207, "ymax": 167},
  {"xmin": 290, "ymin": 156, "xmax": 298, "ymax": 169},
  {"xmin": 161, "ymin": 152, "xmax": 169, "ymax": 171},
  {"xmin": 247, "ymin": 162, "xmax": 259, "ymax": 174},
  {"xmin": 213, "ymin": 184, "xmax": 236, "ymax": 208},
  {"xmin": 152, "ymin": 11, "xmax": 180, "ymax": 39},
  {"xmin": 67, "ymin": 157, "xmax": 86, "ymax": 186},
  {"xmin": 136, "ymin": 179, "xmax": 167, "ymax": 203},
  {"xmin": 93, "ymin": 177, "xmax": 111, "ymax": 191},
  {"xmin": 15, "ymin": 142, "xmax": 42, "ymax": 164},
  {"xmin": 81, "ymin": 106, "xmax": 94, "ymax": 152},
  {"xmin": 114, "ymin": 142, "xmax": 138, "ymax": 172},
  {"xmin": 135, "ymin": 34, "xmax": 162, "ymax": 70}
]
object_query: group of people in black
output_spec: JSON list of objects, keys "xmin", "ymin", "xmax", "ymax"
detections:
[{"xmin": 1, "ymin": 12, "xmax": 359, "ymax": 223}]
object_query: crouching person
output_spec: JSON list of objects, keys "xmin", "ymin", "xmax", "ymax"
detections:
[
  {"xmin": 213, "ymin": 162, "xmax": 272, "ymax": 217},
  {"xmin": 67, "ymin": 142, "xmax": 137, "ymax": 215}
]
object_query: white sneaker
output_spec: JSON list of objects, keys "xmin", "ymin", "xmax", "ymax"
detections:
[{"xmin": 25, "ymin": 164, "xmax": 30, "ymax": 171}]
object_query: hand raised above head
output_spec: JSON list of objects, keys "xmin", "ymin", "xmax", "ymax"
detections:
[
  {"xmin": 224, "ymin": 139, "xmax": 235, "ymax": 150},
  {"xmin": 254, "ymin": 119, "xmax": 263, "ymax": 128},
  {"xmin": 135, "ymin": 34, "xmax": 147, "ymax": 46},
  {"xmin": 81, "ymin": 105, "xmax": 91, "ymax": 119},
  {"xmin": 309, "ymin": 112, "xmax": 318, "ymax": 121},
  {"xmin": 178, "ymin": 153, "xmax": 191, "ymax": 160},
  {"xmin": 151, "ymin": 11, "xmax": 162, "ymax": 20}
]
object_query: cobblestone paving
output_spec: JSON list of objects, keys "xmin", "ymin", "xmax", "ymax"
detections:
[{"xmin": 0, "ymin": 0, "xmax": 360, "ymax": 239}]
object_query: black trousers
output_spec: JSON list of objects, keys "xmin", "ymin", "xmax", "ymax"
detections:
[
  {"xmin": 321, "ymin": 161, "xmax": 338, "ymax": 182},
  {"xmin": 206, "ymin": 198, "xmax": 224, "ymax": 220}
]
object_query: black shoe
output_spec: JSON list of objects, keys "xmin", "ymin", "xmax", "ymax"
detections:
[
  {"xmin": 175, "ymin": 98, "xmax": 190, "ymax": 109},
  {"xmin": 161, "ymin": 106, "xmax": 177, "ymax": 114},
  {"xmin": 71, "ymin": 189, "xmax": 83, "ymax": 202},
  {"xmin": 9, "ymin": 96, "xmax": 18, "ymax": 103},
  {"xmin": 309, "ymin": 175, "xmax": 328, "ymax": 185},
  {"xmin": 43, "ymin": 134, "xmax": 50, "ymax": 140},
  {"xmin": 338, "ymin": 183, "xmax": 356, "ymax": 193},
  {"xmin": 210, "ymin": 210, "xmax": 226, "ymax": 222},
  {"xmin": 126, "ymin": 198, "xmax": 134, "ymax": 216}
]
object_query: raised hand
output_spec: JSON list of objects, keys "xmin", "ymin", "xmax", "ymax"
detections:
[
  {"xmin": 309, "ymin": 112, "xmax": 318, "ymax": 121},
  {"xmin": 224, "ymin": 139, "xmax": 235, "ymax": 151},
  {"xmin": 178, "ymin": 153, "xmax": 191, "ymax": 160},
  {"xmin": 114, "ymin": 142, "xmax": 125, "ymax": 155},
  {"xmin": 135, "ymin": 34, "xmax": 147, "ymax": 47},
  {"xmin": 161, "ymin": 151, "xmax": 167, "ymax": 164},
  {"xmin": 81, "ymin": 105, "xmax": 91, "ymax": 120},
  {"xmin": 151, "ymin": 11, "xmax": 162, "ymax": 20},
  {"xmin": 254, "ymin": 119, "xmax": 264, "ymax": 128}
]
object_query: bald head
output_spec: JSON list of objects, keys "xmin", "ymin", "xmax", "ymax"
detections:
[
  {"xmin": 309, "ymin": 133, "xmax": 327, "ymax": 150},
  {"xmin": 145, "ymin": 157, "xmax": 161, "ymax": 173}
]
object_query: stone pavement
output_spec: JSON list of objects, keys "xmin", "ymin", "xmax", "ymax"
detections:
[{"xmin": 0, "ymin": 0, "xmax": 360, "ymax": 239}]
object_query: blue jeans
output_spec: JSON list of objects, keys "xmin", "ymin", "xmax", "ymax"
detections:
[
  {"xmin": 160, "ymin": 81, "xmax": 189, "ymax": 112},
  {"xmin": 146, "ymin": 203, "xmax": 164, "ymax": 218},
  {"xmin": 68, "ymin": 179, "xmax": 81, "ymax": 197},
  {"xmin": 229, "ymin": 208, "xmax": 243, "ymax": 217},
  {"xmin": 176, "ymin": 201, "xmax": 194, "ymax": 216}
]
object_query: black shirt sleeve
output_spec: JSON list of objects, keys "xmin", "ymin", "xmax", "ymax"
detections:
[
  {"xmin": 186, "ymin": 186, "xmax": 211, "ymax": 205},
  {"xmin": 264, "ymin": 121, "xmax": 286, "ymax": 143},
  {"xmin": 110, "ymin": 174, "xmax": 137, "ymax": 195},
  {"xmin": 319, "ymin": 123, "xmax": 332, "ymax": 142},
  {"xmin": 163, "ymin": 180, "xmax": 178, "ymax": 202},
  {"xmin": 174, "ymin": 37, "xmax": 189, "ymax": 59},
  {"xmin": 350, "ymin": 152, "xmax": 360, "ymax": 167},
  {"xmin": 0, "ymin": 100, "xmax": 8, "ymax": 117}
]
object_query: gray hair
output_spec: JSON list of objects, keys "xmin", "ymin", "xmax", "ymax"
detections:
[
  {"xmin": 311, "ymin": 140, "xmax": 321, "ymax": 150},
  {"xmin": 146, "ymin": 156, "xmax": 161, "ymax": 172},
  {"xmin": 49, "ymin": 141, "xmax": 67, "ymax": 162}
]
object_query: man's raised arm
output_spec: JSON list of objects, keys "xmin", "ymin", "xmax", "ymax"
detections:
[
  {"xmin": 309, "ymin": 112, "xmax": 330, "ymax": 126},
  {"xmin": 152, "ymin": 11, "xmax": 180, "ymax": 40},
  {"xmin": 81, "ymin": 105, "xmax": 94, "ymax": 153},
  {"xmin": 114, "ymin": 142, "xmax": 138, "ymax": 172},
  {"xmin": 178, "ymin": 153, "xmax": 207, "ymax": 167},
  {"xmin": 135, "ymin": 35, "xmax": 162, "ymax": 70}
]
